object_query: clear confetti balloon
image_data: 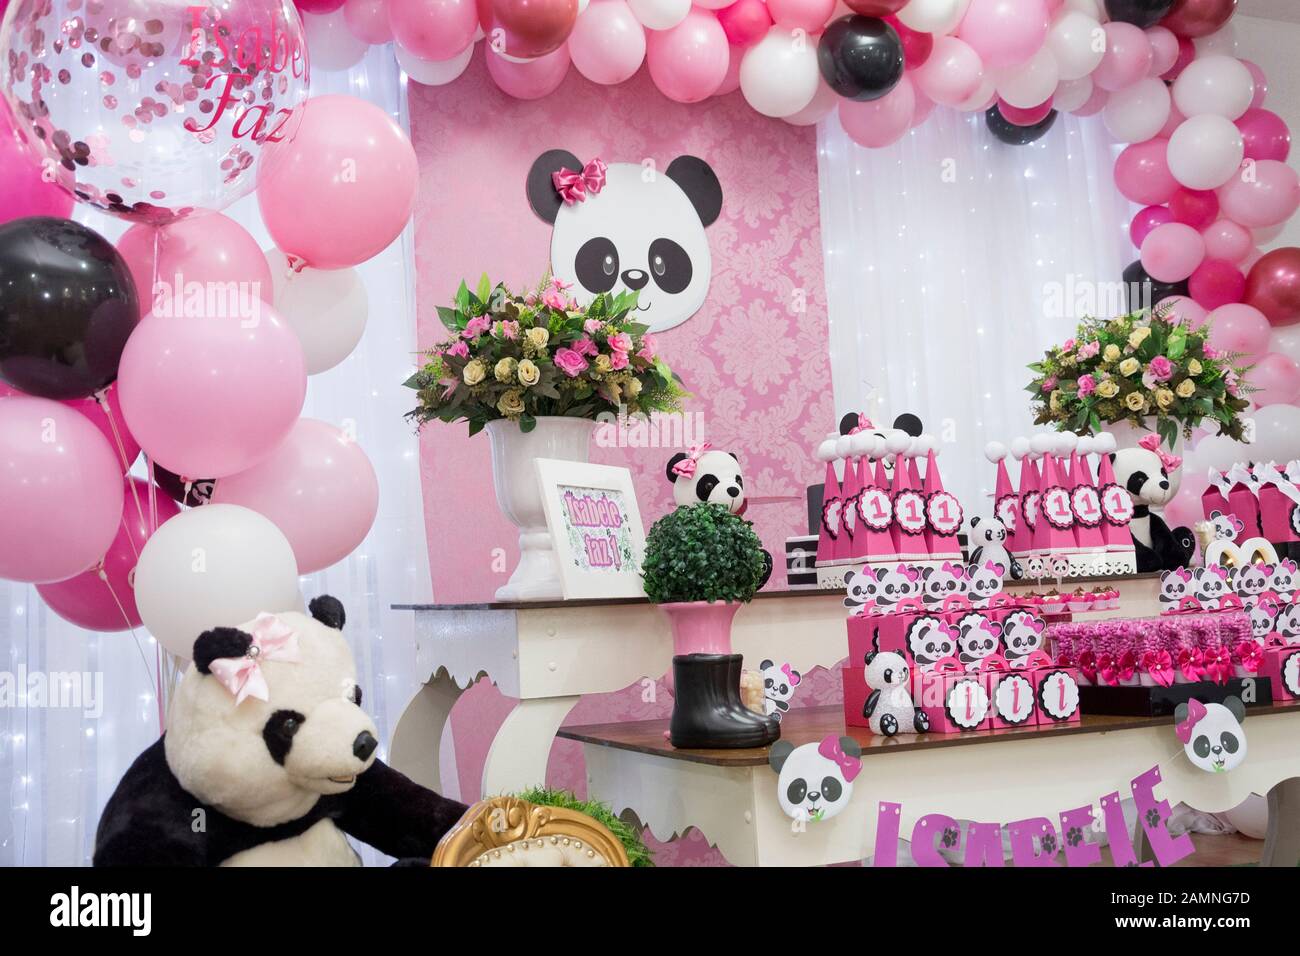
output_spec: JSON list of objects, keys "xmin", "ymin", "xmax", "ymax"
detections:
[{"xmin": 0, "ymin": 0, "xmax": 309, "ymax": 222}]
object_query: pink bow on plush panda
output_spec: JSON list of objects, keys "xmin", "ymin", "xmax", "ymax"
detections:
[
  {"xmin": 208, "ymin": 613, "xmax": 301, "ymax": 706},
  {"xmin": 1137, "ymin": 434, "xmax": 1182, "ymax": 472}
]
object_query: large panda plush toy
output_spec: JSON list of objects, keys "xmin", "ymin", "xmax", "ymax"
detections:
[
  {"xmin": 527, "ymin": 150, "xmax": 722, "ymax": 334},
  {"xmin": 665, "ymin": 446, "xmax": 772, "ymax": 587},
  {"xmin": 1110, "ymin": 446, "xmax": 1195, "ymax": 573},
  {"xmin": 93, "ymin": 596, "xmax": 467, "ymax": 866}
]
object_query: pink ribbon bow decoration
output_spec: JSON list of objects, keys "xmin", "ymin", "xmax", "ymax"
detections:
[
  {"xmin": 1234, "ymin": 640, "xmax": 1264, "ymax": 674},
  {"xmin": 1177, "ymin": 647, "xmax": 1205, "ymax": 682},
  {"xmin": 1137, "ymin": 433, "xmax": 1182, "ymax": 472},
  {"xmin": 208, "ymin": 613, "xmax": 301, "ymax": 706},
  {"xmin": 1202, "ymin": 645, "xmax": 1234, "ymax": 685},
  {"xmin": 671, "ymin": 442, "xmax": 713, "ymax": 479},
  {"xmin": 552, "ymin": 158, "xmax": 608, "ymax": 205},
  {"xmin": 847, "ymin": 414, "xmax": 876, "ymax": 435},
  {"xmin": 817, "ymin": 734, "xmax": 862, "ymax": 782},
  {"xmin": 1175, "ymin": 698, "xmax": 1208, "ymax": 743},
  {"xmin": 1078, "ymin": 649, "xmax": 1098, "ymax": 684},
  {"xmin": 781, "ymin": 663, "xmax": 801, "ymax": 686},
  {"xmin": 1141, "ymin": 649, "xmax": 1175, "ymax": 687}
]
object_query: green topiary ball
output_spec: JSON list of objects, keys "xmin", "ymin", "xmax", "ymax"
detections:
[{"xmin": 641, "ymin": 503, "xmax": 767, "ymax": 605}]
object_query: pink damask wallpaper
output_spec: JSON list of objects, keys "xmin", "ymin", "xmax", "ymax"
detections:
[{"xmin": 408, "ymin": 50, "xmax": 838, "ymax": 864}]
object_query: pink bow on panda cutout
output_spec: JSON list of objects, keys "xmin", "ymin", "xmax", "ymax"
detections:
[
  {"xmin": 781, "ymin": 663, "xmax": 801, "ymax": 687},
  {"xmin": 846, "ymin": 414, "xmax": 876, "ymax": 436},
  {"xmin": 671, "ymin": 442, "xmax": 713, "ymax": 479},
  {"xmin": 1175, "ymin": 699, "xmax": 1208, "ymax": 744},
  {"xmin": 552, "ymin": 158, "xmax": 608, "ymax": 205},
  {"xmin": 817, "ymin": 734, "xmax": 861, "ymax": 782},
  {"xmin": 208, "ymin": 613, "xmax": 301, "ymax": 706},
  {"xmin": 1137, "ymin": 434, "xmax": 1182, "ymax": 472}
]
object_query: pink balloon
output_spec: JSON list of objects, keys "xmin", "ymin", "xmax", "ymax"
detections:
[
  {"xmin": 1158, "ymin": 102, "xmax": 1186, "ymax": 139},
  {"xmin": 839, "ymin": 74, "xmax": 915, "ymax": 148},
  {"xmin": 389, "ymin": 0, "xmax": 478, "ymax": 60},
  {"xmin": 1206, "ymin": 303, "xmax": 1271, "ymax": 359},
  {"xmin": 646, "ymin": 8, "xmax": 729, "ymax": 104},
  {"xmin": 258, "ymin": 95, "xmax": 418, "ymax": 271},
  {"xmin": 1071, "ymin": 84, "xmax": 1109, "ymax": 117},
  {"xmin": 1141, "ymin": 222, "xmax": 1205, "ymax": 283},
  {"xmin": 344, "ymin": 0, "xmax": 394, "ymax": 44},
  {"xmin": 36, "ymin": 478, "xmax": 180, "ymax": 631},
  {"xmin": 1236, "ymin": 109, "xmax": 1291, "ymax": 163},
  {"xmin": 567, "ymin": 0, "xmax": 645, "ymax": 85},
  {"xmin": 1094, "ymin": 22, "xmax": 1153, "ymax": 92},
  {"xmin": 957, "ymin": 0, "xmax": 1049, "ymax": 70},
  {"xmin": 63, "ymin": 384, "xmax": 140, "ymax": 473},
  {"xmin": 885, "ymin": 15, "xmax": 932, "ymax": 70},
  {"xmin": 1189, "ymin": 258, "xmax": 1246, "ymax": 310},
  {"xmin": 1240, "ymin": 58, "xmax": 1267, "ymax": 109},
  {"xmin": 0, "ymin": 105, "xmax": 72, "ymax": 223},
  {"xmin": 1169, "ymin": 188, "xmax": 1219, "ymax": 230},
  {"xmin": 1146, "ymin": 25, "xmax": 1179, "ymax": 77},
  {"xmin": 0, "ymin": 396, "xmax": 124, "ymax": 583},
  {"xmin": 767, "ymin": 0, "xmax": 834, "ymax": 31},
  {"xmin": 211, "ymin": 419, "xmax": 378, "ymax": 573},
  {"xmin": 486, "ymin": 44, "xmax": 573, "ymax": 97},
  {"xmin": 116, "ymin": 214, "xmax": 273, "ymax": 315},
  {"xmin": 1131, "ymin": 205, "xmax": 1174, "ymax": 247},
  {"xmin": 910, "ymin": 87, "xmax": 936, "ymax": 126},
  {"xmin": 117, "ymin": 307, "xmax": 307, "ymax": 479},
  {"xmin": 717, "ymin": 0, "xmax": 773, "ymax": 45},
  {"xmin": 716, "ymin": 46, "xmax": 744, "ymax": 96},
  {"xmin": 1217, "ymin": 160, "xmax": 1300, "ymax": 229},
  {"xmin": 913, "ymin": 36, "xmax": 984, "ymax": 108},
  {"xmin": 1163, "ymin": 35, "xmax": 1195, "ymax": 81},
  {"xmin": 999, "ymin": 97, "xmax": 1053, "ymax": 126},
  {"xmin": 298, "ymin": 0, "xmax": 347, "ymax": 12},
  {"xmin": 1249, "ymin": 352, "xmax": 1300, "ymax": 407},
  {"xmin": 1201, "ymin": 218, "xmax": 1253, "ymax": 263},
  {"xmin": 1115, "ymin": 138, "xmax": 1179, "ymax": 206},
  {"xmin": 1164, "ymin": 469, "xmax": 1208, "ymax": 536},
  {"xmin": 1155, "ymin": 294, "xmax": 1208, "ymax": 330}
]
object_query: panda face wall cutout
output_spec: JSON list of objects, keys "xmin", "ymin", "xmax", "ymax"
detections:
[
  {"xmin": 1175, "ymin": 697, "xmax": 1247, "ymax": 774},
  {"xmin": 527, "ymin": 150, "xmax": 722, "ymax": 334},
  {"xmin": 768, "ymin": 734, "xmax": 861, "ymax": 823}
]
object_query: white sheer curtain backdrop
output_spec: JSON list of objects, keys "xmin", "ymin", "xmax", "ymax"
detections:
[
  {"xmin": 0, "ymin": 46, "xmax": 434, "ymax": 866},
  {"xmin": 818, "ymin": 108, "xmax": 1134, "ymax": 512}
]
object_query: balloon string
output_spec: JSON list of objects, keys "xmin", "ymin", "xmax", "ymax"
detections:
[
  {"xmin": 146, "ymin": 456, "xmax": 159, "ymax": 533},
  {"xmin": 98, "ymin": 563, "xmax": 159, "ymax": 716},
  {"xmin": 95, "ymin": 387, "xmax": 146, "ymax": 531}
]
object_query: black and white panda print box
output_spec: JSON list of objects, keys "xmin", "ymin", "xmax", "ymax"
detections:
[{"xmin": 527, "ymin": 150, "xmax": 722, "ymax": 334}]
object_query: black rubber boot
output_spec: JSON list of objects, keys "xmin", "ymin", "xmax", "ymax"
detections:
[{"xmin": 669, "ymin": 653, "xmax": 781, "ymax": 749}]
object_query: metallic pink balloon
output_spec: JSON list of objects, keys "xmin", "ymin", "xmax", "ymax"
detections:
[
  {"xmin": 1246, "ymin": 247, "xmax": 1300, "ymax": 327},
  {"xmin": 1188, "ymin": 257, "xmax": 1245, "ymax": 310},
  {"xmin": 1160, "ymin": 0, "xmax": 1237, "ymax": 40},
  {"xmin": 37, "ymin": 477, "xmax": 180, "ymax": 630},
  {"xmin": 212, "ymin": 418, "xmax": 379, "ymax": 573},
  {"xmin": 0, "ymin": 105, "xmax": 72, "ymax": 224},
  {"xmin": 486, "ymin": 0, "xmax": 579, "ymax": 59},
  {"xmin": 1236, "ymin": 108, "xmax": 1291, "ymax": 163},
  {"xmin": 0, "ymin": 396, "xmax": 125, "ymax": 583}
]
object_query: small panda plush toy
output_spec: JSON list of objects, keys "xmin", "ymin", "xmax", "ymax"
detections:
[
  {"xmin": 966, "ymin": 515, "xmax": 1020, "ymax": 580},
  {"xmin": 93, "ymin": 597, "xmax": 467, "ymax": 866},
  {"xmin": 758, "ymin": 659, "xmax": 801, "ymax": 722},
  {"xmin": 1109, "ymin": 445, "xmax": 1195, "ymax": 572},
  {"xmin": 768, "ymin": 734, "xmax": 862, "ymax": 823},
  {"xmin": 863, "ymin": 646, "xmax": 930, "ymax": 736},
  {"xmin": 1175, "ymin": 697, "xmax": 1247, "ymax": 774},
  {"xmin": 666, "ymin": 445, "xmax": 747, "ymax": 514}
]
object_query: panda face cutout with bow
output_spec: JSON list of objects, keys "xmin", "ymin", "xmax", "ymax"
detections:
[{"xmin": 527, "ymin": 150, "xmax": 722, "ymax": 334}]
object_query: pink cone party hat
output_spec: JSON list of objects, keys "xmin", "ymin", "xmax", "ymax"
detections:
[
  {"xmin": 1068, "ymin": 440, "xmax": 1106, "ymax": 555},
  {"xmin": 1033, "ymin": 446, "xmax": 1079, "ymax": 555},
  {"xmin": 815, "ymin": 435, "xmax": 841, "ymax": 568},
  {"xmin": 988, "ymin": 441, "xmax": 1020, "ymax": 552},
  {"xmin": 1094, "ymin": 434, "xmax": 1136, "ymax": 554},
  {"xmin": 890, "ymin": 446, "xmax": 929, "ymax": 561},
  {"xmin": 1011, "ymin": 448, "xmax": 1040, "ymax": 559},
  {"xmin": 922, "ymin": 445, "xmax": 963, "ymax": 561}
]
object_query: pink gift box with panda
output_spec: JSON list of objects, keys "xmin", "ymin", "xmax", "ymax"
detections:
[
  {"xmin": 912, "ymin": 656, "xmax": 991, "ymax": 734},
  {"xmin": 982, "ymin": 654, "xmax": 1037, "ymax": 729}
]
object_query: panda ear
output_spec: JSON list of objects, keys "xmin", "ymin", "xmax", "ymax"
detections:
[
  {"xmin": 768, "ymin": 739, "xmax": 794, "ymax": 774},
  {"xmin": 193, "ymin": 627, "xmax": 253, "ymax": 675},
  {"xmin": 1174, "ymin": 702, "xmax": 1190, "ymax": 726},
  {"xmin": 839, "ymin": 412, "xmax": 861, "ymax": 436},
  {"xmin": 309, "ymin": 595, "xmax": 346, "ymax": 630},
  {"xmin": 970, "ymin": 516, "xmax": 981, "ymax": 528},
  {"xmin": 838, "ymin": 736, "xmax": 862, "ymax": 760},
  {"xmin": 1224, "ymin": 695, "xmax": 1246, "ymax": 724},
  {"xmin": 726, "ymin": 451, "xmax": 739, "ymax": 462},
  {"xmin": 893, "ymin": 413, "xmax": 923, "ymax": 437},
  {"xmin": 527, "ymin": 149, "xmax": 583, "ymax": 224},
  {"xmin": 665, "ymin": 155, "xmax": 723, "ymax": 227},
  {"xmin": 666, "ymin": 453, "xmax": 688, "ymax": 483},
  {"xmin": 1109, "ymin": 452, "xmax": 1117, "ymax": 464},
  {"xmin": 759, "ymin": 659, "xmax": 774, "ymax": 670}
]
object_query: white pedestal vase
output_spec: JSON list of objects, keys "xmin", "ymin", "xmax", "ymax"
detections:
[{"xmin": 486, "ymin": 416, "xmax": 596, "ymax": 602}]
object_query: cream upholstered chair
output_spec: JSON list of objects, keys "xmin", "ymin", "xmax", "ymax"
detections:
[{"xmin": 431, "ymin": 795, "xmax": 631, "ymax": 868}]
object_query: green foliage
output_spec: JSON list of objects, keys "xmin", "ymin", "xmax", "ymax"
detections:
[
  {"xmin": 516, "ymin": 787, "xmax": 654, "ymax": 867},
  {"xmin": 641, "ymin": 503, "xmax": 767, "ymax": 605}
]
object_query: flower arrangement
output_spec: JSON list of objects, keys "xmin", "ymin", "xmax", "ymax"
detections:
[
  {"xmin": 641, "ymin": 503, "xmax": 768, "ymax": 605},
  {"xmin": 405, "ymin": 274, "xmax": 687, "ymax": 435},
  {"xmin": 1026, "ymin": 308, "xmax": 1253, "ymax": 448}
]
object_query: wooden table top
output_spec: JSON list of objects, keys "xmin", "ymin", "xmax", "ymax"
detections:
[{"xmin": 558, "ymin": 700, "xmax": 1300, "ymax": 768}]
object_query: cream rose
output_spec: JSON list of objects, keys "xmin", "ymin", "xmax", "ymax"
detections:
[
  {"xmin": 497, "ymin": 389, "xmax": 525, "ymax": 416},
  {"xmin": 463, "ymin": 360, "xmax": 486, "ymax": 386},
  {"xmin": 526, "ymin": 327, "xmax": 549, "ymax": 350},
  {"xmin": 1156, "ymin": 388, "xmax": 1174, "ymax": 410},
  {"xmin": 1128, "ymin": 326, "xmax": 1151, "ymax": 349},
  {"xmin": 626, "ymin": 378, "xmax": 643, "ymax": 397},
  {"xmin": 1188, "ymin": 359, "xmax": 1202, "ymax": 375},
  {"xmin": 1103, "ymin": 344, "xmax": 1121, "ymax": 363},
  {"xmin": 594, "ymin": 354, "xmax": 612, "ymax": 374},
  {"xmin": 1124, "ymin": 391, "xmax": 1146, "ymax": 412},
  {"xmin": 1176, "ymin": 379, "xmax": 1196, "ymax": 398},
  {"xmin": 517, "ymin": 359, "xmax": 540, "ymax": 387},
  {"xmin": 1118, "ymin": 357, "xmax": 1140, "ymax": 377},
  {"xmin": 494, "ymin": 357, "xmax": 517, "ymax": 383},
  {"xmin": 1096, "ymin": 380, "xmax": 1119, "ymax": 399}
]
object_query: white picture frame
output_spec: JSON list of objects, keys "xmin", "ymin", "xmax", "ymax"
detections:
[{"xmin": 535, "ymin": 458, "xmax": 648, "ymax": 600}]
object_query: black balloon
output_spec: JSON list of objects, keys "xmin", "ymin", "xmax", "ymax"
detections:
[
  {"xmin": 817, "ymin": 15, "xmax": 905, "ymax": 102},
  {"xmin": 1122, "ymin": 259, "xmax": 1190, "ymax": 312},
  {"xmin": 154, "ymin": 466, "xmax": 216, "ymax": 508},
  {"xmin": 985, "ymin": 104, "xmax": 1058, "ymax": 146},
  {"xmin": 1104, "ymin": 0, "xmax": 1175, "ymax": 29},
  {"xmin": 0, "ymin": 217, "xmax": 139, "ymax": 400}
]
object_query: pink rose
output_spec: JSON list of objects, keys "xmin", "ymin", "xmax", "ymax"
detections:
[
  {"xmin": 1077, "ymin": 341, "xmax": 1100, "ymax": 359},
  {"xmin": 610, "ymin": 350, "xmax": 629, "ymax": 371},
  {"xmin": 1203, "ymin": 345, "xmax": 1219, "ymax": 360},
  {"xmin": 498, "ymin": 320, "xmax": 520, "ymax": 340},
  {"xmin": 553, "ymin": 348, "xmax": 589, "ymax": 378},
  {"xmin": 549, "ymin": 275, "xmax": 571, "ymax": 293},
  {"xmin": 573, "ymin": 336, "xmax": 598, "ymax": 357},
  {"xmin": 607, "ymin": 331, "xmax": 633, "ymax": 354},
  {"xmin": 446, "ymin": 340, "xmax": 469, "ymax": 358},
  {"xmin": 463, "ymin": 315, "xmax": 491, "ymax": 339},
  {"xmin": 1077, "ymin": 374, "xmax": 1096, "ymax": 397},
  {"xmin": 1041, "ymin": 376, "xmax": 1057, "ymax": 392},
  {"xmin": 584, "ymin": 319, "xmax": 603, "ymax": 335},
  {"xmin": 1148, "ymin": 355, "xmax": 1173, "ymax": 382},
  {"xmin": 638, "ymin": 332, "xmax": 658, "ymax": 361},
  {"xmin": 542, "ymin": 288, "xmax": 567, "ymax": 311},
  {"xmin": 1062, "ymin": 338, "xmax": 1076, "ymax": 352}
]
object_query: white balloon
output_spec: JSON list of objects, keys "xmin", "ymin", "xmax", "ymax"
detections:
[
  {"xmin": 996, "ymin": 48, "xmax": 1059, "ymax": 110},
  {"xmin": 628, "ymin": 0, "xmax": 690, "ymax": 30},
  {"xmin": 267, "ymin": 249, "xmax": 369, "ymax": 375},
  {"xmin": 955, "ymin": 74, "xmax": 996, "ymax": 112},
  {"xmin": 302, "ymin": 9, "xmax": 368, "ymax": 72},
  {"xmin": 1220, "ymin": 795, "xmax": 1268, "ymax": 839},
  {"xmin": 1053, "ymin": 76, "xmax": 1094, "ymax": 114},
  {"xmin": 397, "ymin": 41, "xmax": 475, "ymax": 85},
  {"xmin": 1172, "ymin": 55, "xmax": 1254, "ymax": 121},
  {"xmin": 1271, "ymin": 325, "xmax": 1300, "ymax": 364},
  {"xmin": 1047, "ymin": 11, "xmax": 1105, "ymax": 82},
  {"xmin": 784, "ymin": 80, "xmax": 840, "ymax": 127},
  {"xmin": 1063, "ymin": 0, "xmax": 1102, "ymax": 16},
  {"xmin": 1253, "ymin": 222, "xmax": 1286, "ymax": 245},
  {"xmin": 1167, "ymin": 114, "xmax": 1244, "ymax": 191},
  {"xmin": 1193, "ymin": 23, "xmax": 1237, "ymax": 58},
  {"xmin": 740, "ymin": 27, "xmax": 820, "ymax": 119},
  {"xmin": 896, "ymin": 0, "xmax": 969, "ymax": 35},
  {"xmin": 1103, "ymin": 77, "xmax": 1171, "ymax": 143},
  {"xmin": 135, "ymin": 504, "xmax": 303, "ymax": 659},
  {"xmin": 1244, "ymin": 405, "xmax": 1300, "ymax": 465}
]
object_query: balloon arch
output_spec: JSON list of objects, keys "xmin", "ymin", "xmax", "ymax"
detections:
[{"xmin": 0, "ymin": 0, "xmax": 1298, "ymax": 642}]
